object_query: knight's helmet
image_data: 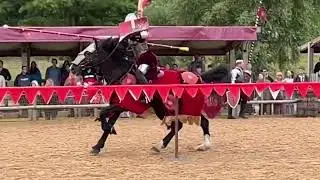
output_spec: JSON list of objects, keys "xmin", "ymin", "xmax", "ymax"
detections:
[{"xmin": 118, "ymin": 13, "xmax": 150, "ymax": 57}]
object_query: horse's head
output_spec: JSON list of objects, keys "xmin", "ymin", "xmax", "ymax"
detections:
[{"xmin": 70, "ymin": 33, "xmax": 150, "ymax": 84}]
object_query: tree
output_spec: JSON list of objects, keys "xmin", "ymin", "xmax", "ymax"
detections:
[
  {"xmin": 145, "ymin": 0, "xmax": 320, "ymax": 71},
  {"xmin": 0, "ymin": 0, "xmax": 137, "ymax": 26}
]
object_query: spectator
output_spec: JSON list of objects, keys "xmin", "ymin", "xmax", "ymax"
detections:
[
  {"xmin": 14, "ymin": 66, "xmax": 31, "ymax": 87},
  {"xmin": 275, "ymin": 72, "xmax": 283, "ymax": 82},
  {"xmin": 82, "ymin": 67, "xmax": 99, "ymax": 86},
  {"xmin": 44, "ymin": 79, "xmax": 58, "ymax": 120},
  {"xmin": 262, "ymin": 69, "xmax": 274, "ymax": 82},
  {"xmin": 0, "ymin": 59, "xmax": 11, "ymax": 84},
  {"xmin": 294, "ymin": 67, "xmax": 309, "ymax": 82},
  {"xmin": 283, "ymin": 70, "xmax": 294, "ymax": 83},
  {"xmin": 244, "ymin": 70, "xmax": 252, "ymax": 83},
  {"xmin": 31, "ymin": 80, "xmax": 43, "ymax": 118},
  {"xmin": 188, "ymin": 54, "xmax": 205, "ymax": 73},
  {"xmin": 45, "ymin": 58, "xmax": 61, "ymax": 86},
  {"xmin": 64, "ymin": 72, "xmax": 83, "ymax": 117},
  {"xmin": 0, "ymin": 75, "xmax": 6, "ymax": 87},
  {"xmin": 64, "ymin": 71, "xmax": 83, "ymax": 86},
  {"xmin": 61, "ymin": 60, "xmax": 70, "ymax": 86},
  {"xmin": 14, "ymin": 66, "xmax": 31, "ymax": 118},
  {"xmin": 172, "ymin": 63, "xmax": 179, "ymax": 71},
  {"xmin": 29, "ymin": 61, "xmax": 42, "ymax": 85},
  {"xmin": 165, "ymin": 64, "xmax": 171, "ymax": 70},
  {"xmin": 283, "ymin": 71, "xmax": 294, "ymax": 114},
  {"xmin": 195, "ymin": 65, "xmax": 202, "ymax": 75},
  {"xmin": 274, "ymin": 72, "xmax": 284, "ymax": 115},
  {"xmin": 228, "ymin": 59, "xmax": 247, "ymax": 119},
  {"xmin": 0, "ymin": 75, "xmax": 5, "ymax": 118}
]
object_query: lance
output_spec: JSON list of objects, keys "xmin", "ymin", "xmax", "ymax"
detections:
[{"xmin": 2, "ymin": 24, "xmax": 189, "ymax": 52}]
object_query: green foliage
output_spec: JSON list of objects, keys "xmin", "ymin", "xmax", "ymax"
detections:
[
  {"xmin": 0, "ymin": 0, "xmax": 137, "ymax": 26},
  {"xmin": 146, "ymin": 0, "xmax": 320, "ymax": 72}
]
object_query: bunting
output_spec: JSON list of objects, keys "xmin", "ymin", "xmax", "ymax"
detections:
[{"xmin": 0, "ymin": 83, "xmax": 318, "ymax": 106}]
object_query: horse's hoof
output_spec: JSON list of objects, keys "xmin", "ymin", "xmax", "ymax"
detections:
[
  {"xmin": 196, "ymin": 144, "xmax": 210, "ymax": 151},
  {"xmin": 151, "ymin": 146, "xmax": 161, "ymax": 153},
  {"xmin": 90, "ymin": 148, "xmax": 100, "ymax": 155}
]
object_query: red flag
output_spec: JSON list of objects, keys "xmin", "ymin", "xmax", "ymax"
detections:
[
  {"xmin": 138, "ymin": 0, "xmax": 152, "ymax": 17},
  {"xmin": 142, "ymin": 0, "xmax": 151, "ymax": 8},
  {"xmin": 257, "ymin": 6, "xmax": 267, "ymax": 23}
]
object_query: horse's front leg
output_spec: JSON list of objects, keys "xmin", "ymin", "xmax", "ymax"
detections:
[
  {"xmin": 151, "ymin": 120, "xmax": 183, "ymax": 152},
  {"xmin": 91, "ymin": 111, "xmax": 121, "ymax": 155},
  {"xmin": 196, "ymin": 115, "xmax": 211, "ymax": 151}
]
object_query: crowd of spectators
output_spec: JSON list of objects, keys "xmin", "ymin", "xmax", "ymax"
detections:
[
  {"xmin": 0, "ymin": 56, "xmax": 316, "ymax": 119},
  {"xmin": 0, "ymin": 58, "xmax": 104, "ymax": 119}
]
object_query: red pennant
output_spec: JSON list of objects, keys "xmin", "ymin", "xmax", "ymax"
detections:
[
  {"xmin": 269, "ymin": 84, "xmax": 282, "ymax": 92},
  {"xmin": 213, "ymin": 85, "xmax": 227, "ymax": 96},
  {"xmin": 129, "ymin": 87, "xmax": 143, "ymax": 100},
  {"xmin": 24, "ymin": 88, "xmax": 39, "ymax": 104},
  {"xmin": 54, "ymin": 87, "xmax": 70, "ymax": 103},
  {"xmin": 296, "ymin": 84, "xmax": 310, "ymax": 98},
  {"xmin": 255, "ymin": 83, "xmax": 267, "ymax": 94},
  {"xmin": 39, "ymin": 87, "xmax": 54, "ymax": 104},
  {"xmin": 200, "ymin": 87, "xmax": 213, "ymax": 98},
  {"xmin": 228, "ymin": 86, "xmax": 240, "ymax": 98},
  {"xmin": 101, "ymin": 87, "xmax": 113, "ymax": 103},
  {"xmin": 70, "ymin": 87, "xmax": 84, "ymax": 103},
  {"xmin": 310, "ymin": 84, "xmax": 320, "ymax": 97},
  {"xmin": 143, "ymin": 86, "xmax": 156, "ymax": 100},
  {"xmin": 157, "ymin": 86, "xmax": 171, "ymax": 102},
  {"xmin": 283, "ymin": 84, "xmax": 295, "ymax": 98},
  {"xmin": 0, "ymin": 89, "xmax": 7, "ymax": 104},
  {"xmin": 185, "ymin": 87, "xmax": 198, "ymax": 98},
  {"xmin": 8, "ymin": 88, "xmax": 24, "ymax": 104},
  {"xmin": 171, "ymin": 87, "xmax": 184, "ymax": 98},
  {"xmin": 115, "ymin": 87, "xmax": 128, "ymax": 101},
  {"xmin": 241, "ymin": 85, "xmax": 255, "ymax": 97}
]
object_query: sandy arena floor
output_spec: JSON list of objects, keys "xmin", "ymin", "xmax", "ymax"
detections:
[{"xmin": 1, "ymin": 116, "xmax": 320, "ymax": 180}]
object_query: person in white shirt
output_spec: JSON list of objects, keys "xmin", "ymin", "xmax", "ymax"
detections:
[
  {"xmin": 228, "ymin": 60, "xmax": 248, "ymax": 119},
  {"xmin": 283, "ymin": 70, "xmax": 294, "ymax": 83}
]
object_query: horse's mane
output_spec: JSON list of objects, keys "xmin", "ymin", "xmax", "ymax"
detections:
[
  {"xmin": 95, "ymin": 38, "xmax": 134, "ymax": 84},
  {"xmin": 201, "ymin": 65, "xmax": 231, "ymax": 83}
]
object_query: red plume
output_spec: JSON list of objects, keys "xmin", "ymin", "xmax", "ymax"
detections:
[
  {"xmin": 257, "ymin": 6, "xmax": 267, "ymax": 23},
  {"xmin": 142, "ymin": 0, "xmax": 152, "ymax": 8}
]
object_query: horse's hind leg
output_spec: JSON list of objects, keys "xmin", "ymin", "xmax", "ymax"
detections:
[
  {"xmin": 151, "ymin": 120, "xmax": 183, "ymax": 152},
  {"xmin": 91, "ymin": 111, "xmax": 121, "ymax": 155},
  {"xmin": 196, "ymin": 115, "xmax": 211, "ymax": 151}
]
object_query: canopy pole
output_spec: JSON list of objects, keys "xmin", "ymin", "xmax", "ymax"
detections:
[
  {"xmin": 174, "ymin": 97, "xmax": 179, "ymax": 159},
  {"xmin": 307, "ymin": 42, "xmax": 314, "ymax": 79}
]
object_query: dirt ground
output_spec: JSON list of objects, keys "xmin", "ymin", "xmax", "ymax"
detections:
[{"xmin": 1, "ymin": 116, "xmax": 320, "ymax": 180}]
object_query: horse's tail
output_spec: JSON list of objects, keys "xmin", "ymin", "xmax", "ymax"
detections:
[{"xmin": 201, "ymin": 65, "xmax": 231, "ymax": 83}]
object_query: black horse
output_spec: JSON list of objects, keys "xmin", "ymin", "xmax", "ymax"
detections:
[{"xmin": 71, "ymin": 37, "xmax": 230, "ymax": 155}]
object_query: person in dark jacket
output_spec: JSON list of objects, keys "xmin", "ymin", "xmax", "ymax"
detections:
[
  {"xmin": 60, "ymin": 60, "xmax": 70, "ymax": 86},
  {"xmin": 14, "ymin": 66, "xmax": 31, "ymax": 118},
  {"xmin": 45, "ymin": 58, "xmax": 61, "ymax": 86},
  {"xmin": 29, "ymin": 61, "xmax": 42, "ymax": 84},
  {"xmin": 0, "ymin": 59, "xmax": 11, "ymax": 82},
  {"xmin": 14, "ymin": 66, "xmax": 31, "ymax": 87}
]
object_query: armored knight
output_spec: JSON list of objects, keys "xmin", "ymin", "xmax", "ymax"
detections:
[{"xmin": 120, "ymin": 13, "xmax": 163, "ymax": 84}]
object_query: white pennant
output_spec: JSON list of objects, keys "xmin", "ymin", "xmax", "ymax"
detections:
[{"xmin": 269, "ymin": 88, "xmax": 280, "ymax": 100}]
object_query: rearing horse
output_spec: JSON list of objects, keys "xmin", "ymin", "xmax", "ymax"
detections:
[{"xmin": 71, "ymin": 37, "xmax": 230, "ymax": 155}]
